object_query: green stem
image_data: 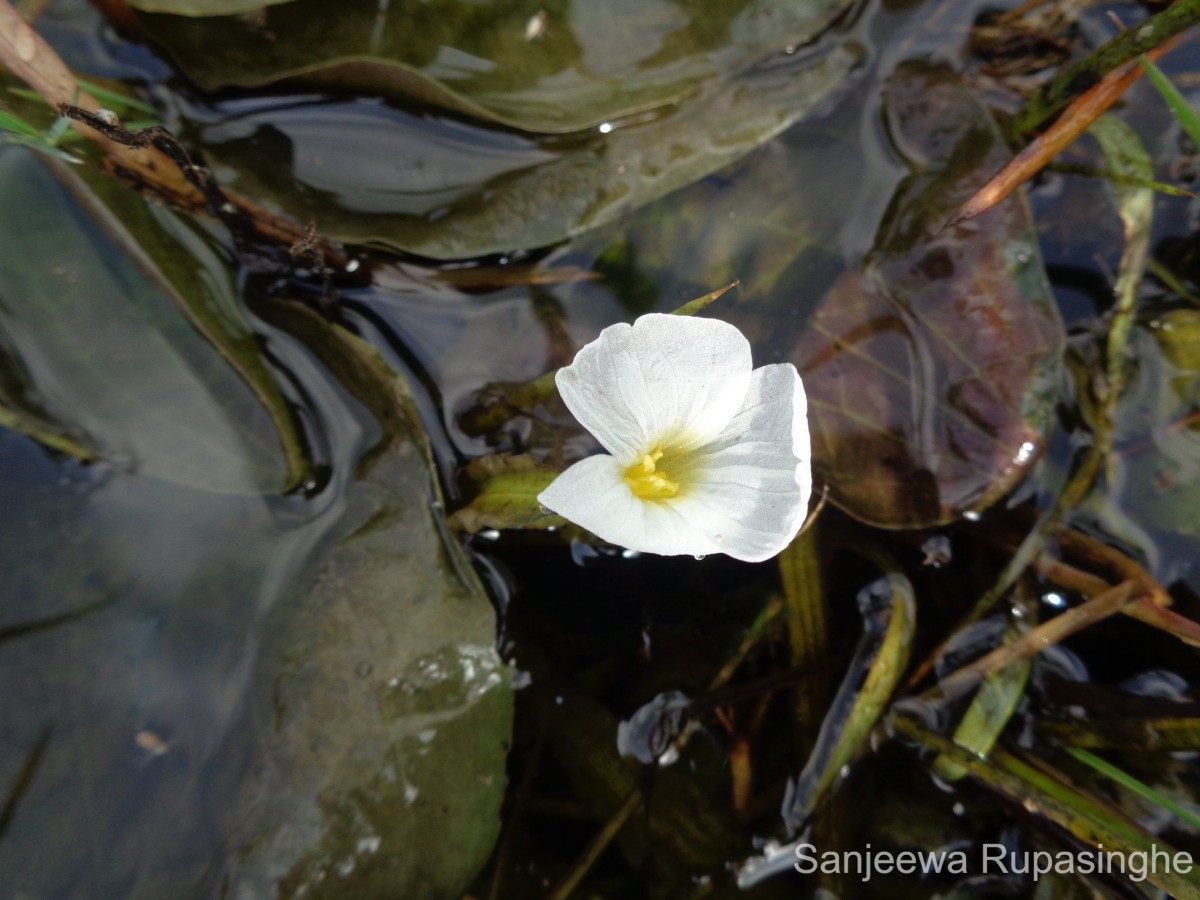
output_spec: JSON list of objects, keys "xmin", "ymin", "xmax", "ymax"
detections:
[{"xmin": 779, "ymin": 528, "xmax": 827, "ymax": 755}]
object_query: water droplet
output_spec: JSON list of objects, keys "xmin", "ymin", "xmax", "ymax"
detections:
[
  {"xmin": 693, "ymin": 554, "xmax": 706, "ymax": 561},
  {"xmin": 963, "ymin": 510, "xmax": 982, "ymax": 522},
  {"xmin": 620, "ymin": 548, "xmax": 641, "ymax": 560},
  {"xmin": 478, "ymin": 528, "xmax": 501, "ymax": 541},
  {"xmin": 598, "ymin": 122, "xmax": 614, "ymax": 134}
]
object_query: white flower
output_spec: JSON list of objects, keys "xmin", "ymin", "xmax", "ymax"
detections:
[{"xmin": 537, "ymin": 313, "xmax": 811, "ymax": 563}]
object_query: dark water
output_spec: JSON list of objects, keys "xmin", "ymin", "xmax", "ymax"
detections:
[{"xmin": 2, "ymin": 0, "xmax": 1200, "ymax": 897}]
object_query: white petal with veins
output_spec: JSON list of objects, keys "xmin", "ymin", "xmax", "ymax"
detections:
[
  {"xmin": 555, "ymin": 314, "xmax": 753, "ymax": 464},
  {"xmin": 538, "ymin": 455, "xmax": 722, "ymax": 557},
  {"xmin": 539, "ymin": 314, "xmax": 811, "ymax": 563}
]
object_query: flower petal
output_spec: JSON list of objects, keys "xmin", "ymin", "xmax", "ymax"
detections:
[
  {"xmin": 556, "ymin": 314, "xmax": 753, "ymax": 464},
  {"xmin": 537, "ymin": 454, "xmax": 721, "ymax": 557},
  {"xmin": 668, "ymin": 363, "xmax": 811, "ymax": 562}
]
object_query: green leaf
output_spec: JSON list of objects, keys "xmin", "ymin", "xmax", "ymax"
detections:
[
  {"xmin": 932, "ymin": 618, "xmax": 1032, "ymax": 782},
  {"xmin": 194, "ymin": 41, "xmax": 860, "ymax": 258},
  {"xmin": 0, "ymin": 299, "xmax": 512, "ymax": 899},
  {"xmin": 1088, "ymin": 114, "xmax": 1154, "ymax": 467},
  {"xmin": 448, "ymin": 454, "xmax": 563, "ymax": 533},
  {"xmin": 0, "ymin": 147, "xmax": 308, "ymax": 493},
  {"xmin": 129, "ymin": 0, "xmax": 296, "ymax": 15},
  {"xmin": 781, "ymin": 561, "xmax": 915, "ymax": 829},
  {"xmin": 0, "ymin": 108, "xmax": 44, "ymax": 139},
  {"xmin": 223, "ymin": 310, "xmax": 513, "ymax": 899},
  {"xmin": 138, "ymin": 0, "xmax": 853, "ymax": 134}
]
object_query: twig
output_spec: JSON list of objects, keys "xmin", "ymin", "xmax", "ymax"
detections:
[
  {"xmin": 0, "ymin": 0, "xmax": 350, "ymax": 271},
  {"xmin": 1009, "ymin": 0, "xmax": 1200, "ymax": 138},
  {"xmin": 545, "ymin": 790, "xmax": 641, "ymax": 900}
]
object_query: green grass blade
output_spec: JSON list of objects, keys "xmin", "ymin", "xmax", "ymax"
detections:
[
  {"xmin": 0, "ymin": 109, "xmax": 43, "ymax": 140},
  {"xmin": 1138, "ymin": 56, "xmax": 1200, "ymax": 149},
  {"xmin": 1067, "ymin": 746, "xmax": 1200, "ymax": 831}
]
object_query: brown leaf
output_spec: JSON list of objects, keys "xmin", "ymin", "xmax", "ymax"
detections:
[{"xmin": 795, "ymin": 63, "xmax": 1064, "ymax": 527}]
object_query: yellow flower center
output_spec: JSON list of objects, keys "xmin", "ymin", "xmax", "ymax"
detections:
[{"xmin": 623, "ymin": 447, "xmax": 680, "ymax": 500}]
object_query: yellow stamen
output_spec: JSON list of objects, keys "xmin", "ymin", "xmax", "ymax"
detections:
[{"xmin": 624, "ymin": 447, "xmax": 680, "ymax": 499}]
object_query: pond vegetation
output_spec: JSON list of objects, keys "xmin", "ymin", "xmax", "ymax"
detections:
[{"xmin": 1, "ymin": 0, "xmax": 1200, "ymax": 897}]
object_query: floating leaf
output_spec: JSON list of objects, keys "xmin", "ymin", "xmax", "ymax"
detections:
[
  {"xmin": 517, "ymin": 61, "xmax": 1064, "ymax": 529},
  {"xmin": 222, "ymin": 313, "xmax": 512, "ymax": 899},
  {"xmin": 0, "ymin": 147, "xmax": 304, "ymax": 493},
  {"xmin": 129, "ymin": 0, "xmax": 295, "ymax": 14},
  {"xmin": 0, "ymin": 297, "xmax": 511, "ymax": 898},
  {"xmin": 193, "ymin": 41, "xmax": 861, "ymax": 258},
  {"xmin": 138, "ymin": 0, "xmax": 853, "ymax": 134}
]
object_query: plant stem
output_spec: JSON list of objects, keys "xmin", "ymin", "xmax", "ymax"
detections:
[{"xmin": 1009, "ymin": 0, "xmax": 1200, "ymax": 138}]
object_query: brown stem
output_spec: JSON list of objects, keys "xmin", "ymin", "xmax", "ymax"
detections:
[{"xmin": 0, "ymin": 0, "xmax": 351, "ymax": 271}]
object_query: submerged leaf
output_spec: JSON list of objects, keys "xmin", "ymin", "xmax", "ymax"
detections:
[
  {"xmin": 795, "ymin": 62, "xmax": 1064, "ymax": 526},
  {"xmin": 1084, "ymin": 312, "xmax": 1200, "ymax": 544},
  {"xmin": 782, "ymin": 566, "xmax": 915, "ymax": 830},
  {"xmin": 448, "ymin": 454, "xmax": 564, "ymax": 533},
  {"xmin": 138, "ymin": 0, "xmax": 852, "ymax": 134},
  {"xmin": 1089, "ymin": 114, "xmax": 1153, "ymax": 467},
  {"xmin": 932, "ymin": 616, "xmax": 1032, "ymax": 782}
]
